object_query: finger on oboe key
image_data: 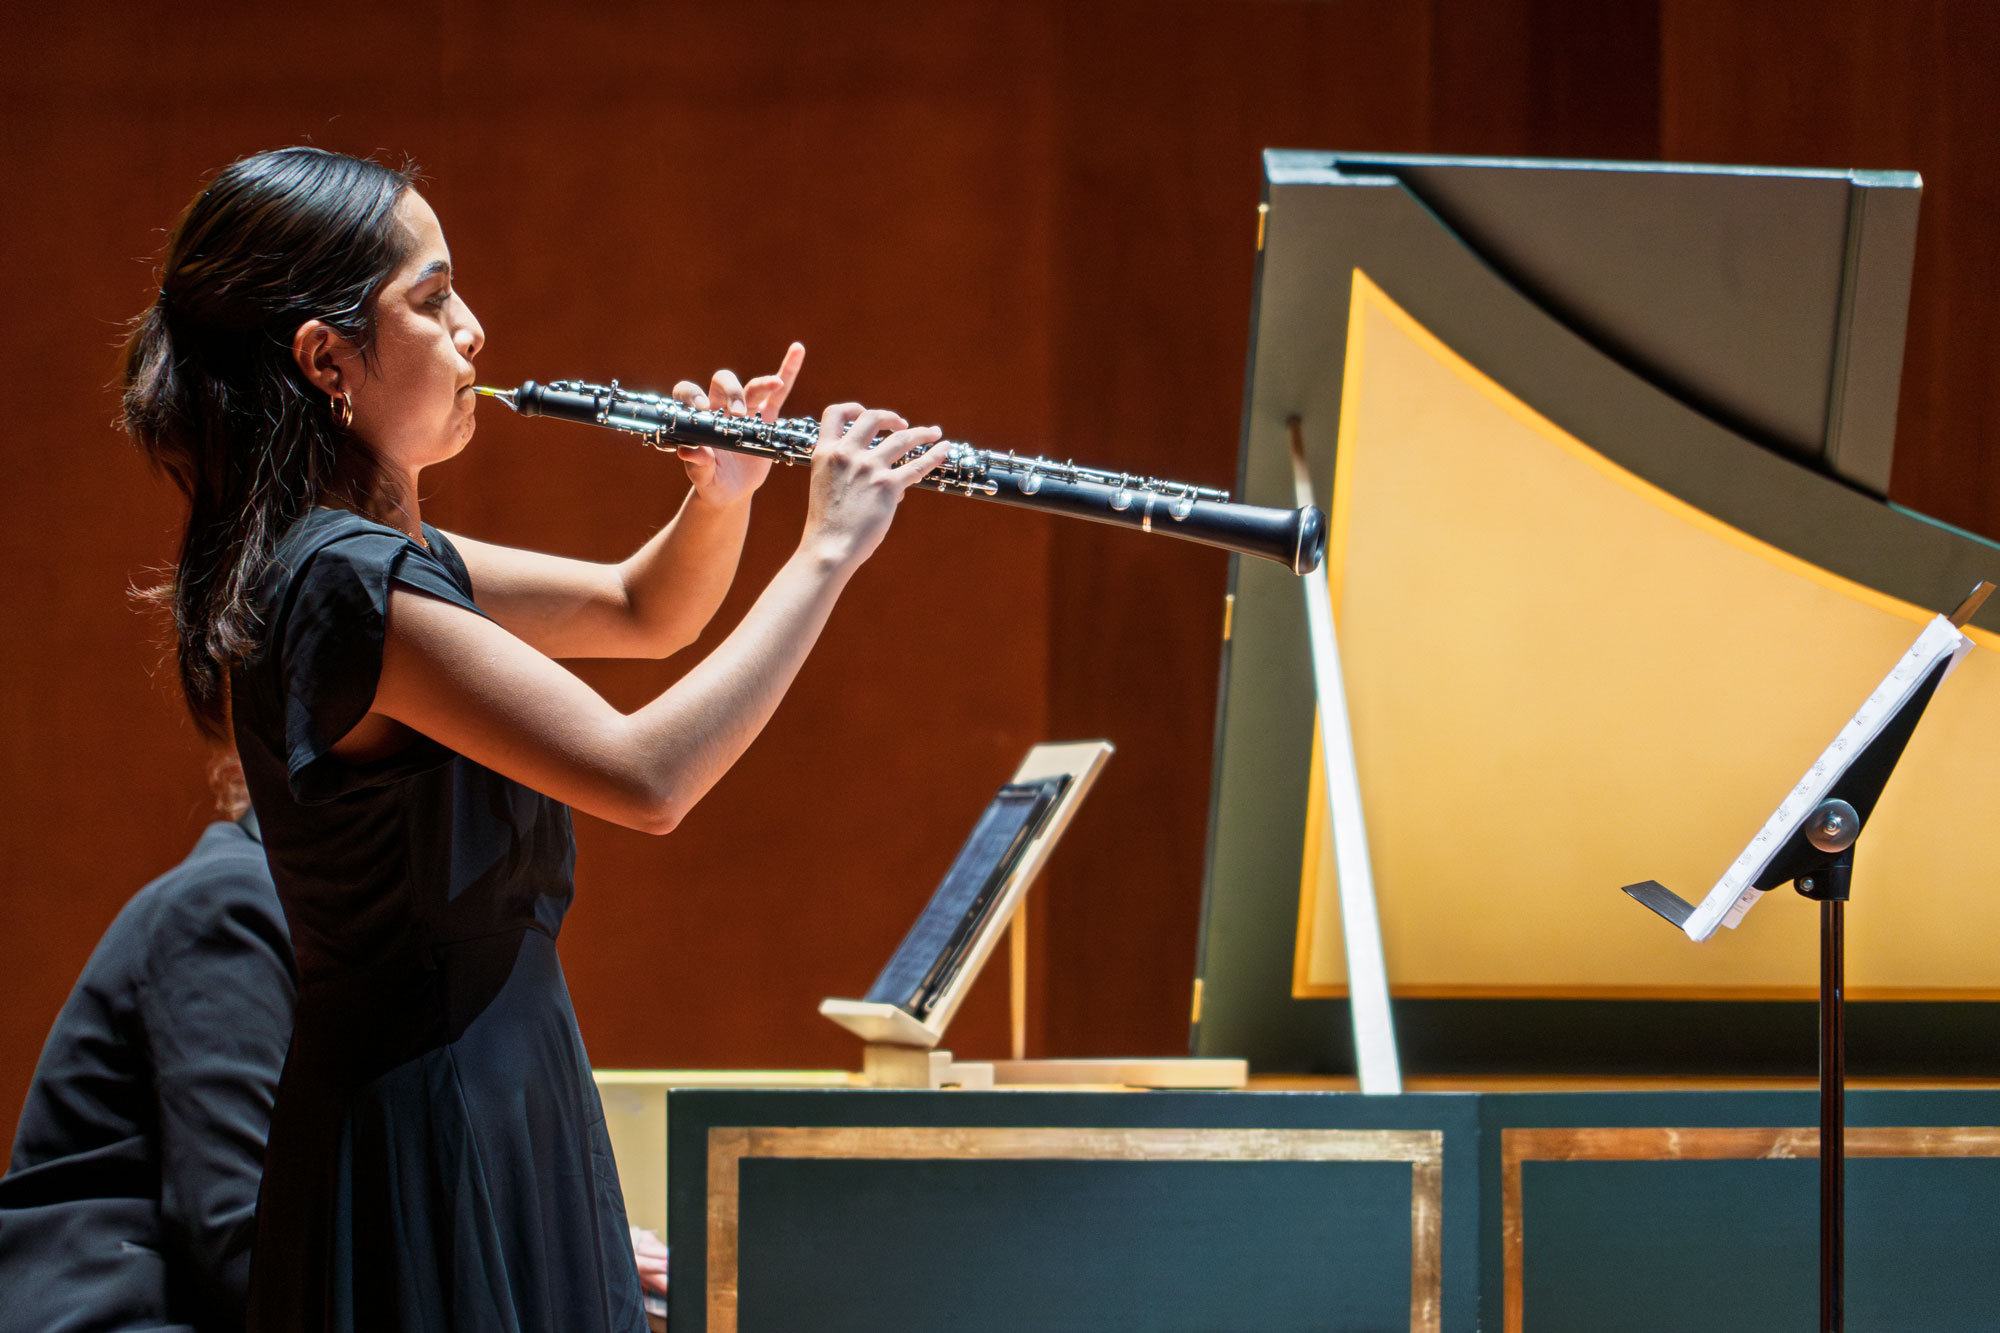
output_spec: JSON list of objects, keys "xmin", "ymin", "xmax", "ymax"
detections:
[
  {"xmin": 707, "ymin": 368, "xmax": 747, "ymax": 416},
  {"xmin": 816, "ymin": 401, "xmax": 862, "ymax": 439},
  {"xmin": 746, "ymin": 374, "xmax": 785, "ymax": 421},
  {"xmin": 838, "ymin": 408, "xmax": 906, "ymax": 449},
  {"xmin": 875, "ymin": 425, "xmax": 944, "ymax": 469}
]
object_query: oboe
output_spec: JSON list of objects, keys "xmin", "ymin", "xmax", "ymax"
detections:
[{"xmin": 474, "ymin": 379, "xmax": 1326, "ymax": 574}]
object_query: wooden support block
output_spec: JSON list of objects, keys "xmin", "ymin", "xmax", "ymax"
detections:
[{"xmin": 862, "ymin": 1045, "xmax": 996, "ymax": 1090}]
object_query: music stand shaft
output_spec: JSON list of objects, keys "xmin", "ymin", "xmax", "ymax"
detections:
[
  {"xmin": 1806, "ymin": 848, "xmax": 1853, "ymax": 1333},
  {"xmin": 1821, "ymin": 899, "xmax": 1844, "ymax": 1331}
]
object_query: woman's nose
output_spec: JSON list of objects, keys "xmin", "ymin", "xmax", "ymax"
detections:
[{"xmin": 458, "ymin": 303, "xmax": 485, "ymax": 359}]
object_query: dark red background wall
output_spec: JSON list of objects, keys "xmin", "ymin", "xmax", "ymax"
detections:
[{"xmin": 4, "ymin": 0, "xmax": 1997, "ymax": 1147}]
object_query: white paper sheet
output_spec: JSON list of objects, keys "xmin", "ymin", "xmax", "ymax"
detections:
[{"xmin": 1681, "ymin": 615, "xmax": 1973, "ymax": 942}]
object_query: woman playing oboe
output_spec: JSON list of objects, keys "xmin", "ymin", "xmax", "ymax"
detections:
[{"xmin": 123, "ymin": 146, "xmax": 945, "ymax": 1332}]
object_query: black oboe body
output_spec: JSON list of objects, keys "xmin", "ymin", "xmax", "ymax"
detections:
[{"xmin": 476, "ymin": 379, "xmax": 1326, "ymax": 574}]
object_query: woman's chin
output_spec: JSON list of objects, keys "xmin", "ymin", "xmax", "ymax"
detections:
[{"xmin": 433, "ymin": 414, "xmax": 476, "ymax": 462}]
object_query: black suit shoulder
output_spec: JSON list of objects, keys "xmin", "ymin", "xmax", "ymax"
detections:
[{"xmin": 0, "ymin": 821, "xmax": 294, "ymax": 1333}]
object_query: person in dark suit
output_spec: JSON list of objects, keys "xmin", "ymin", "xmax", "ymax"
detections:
[{"xmin": 0, "ymin": 750, "xmax": 290, "ymax": 1333}]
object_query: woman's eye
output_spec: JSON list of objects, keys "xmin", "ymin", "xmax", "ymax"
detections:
[{"xmin": 427, "ymin": 291, "xmax": 451, "ymax": 310}]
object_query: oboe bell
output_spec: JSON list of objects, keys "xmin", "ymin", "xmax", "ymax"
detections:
[{"xmin": 473, "ymin": 378, "xmax": 1327, "ymax": 575}]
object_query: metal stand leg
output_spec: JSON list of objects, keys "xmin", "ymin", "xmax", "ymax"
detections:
[
  {"xmin": 1803, "ymin": 845, "xmax": 1852, "ymax": 1333},
  {"xmin": 1820, "ymin": 895, "xmax": 1845, "ymax": 1333}
]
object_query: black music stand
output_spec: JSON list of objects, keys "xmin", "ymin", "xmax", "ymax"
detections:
[{"xmin": 1620, "ymin": 583, "xmax": 1990, "ymax": 1333}]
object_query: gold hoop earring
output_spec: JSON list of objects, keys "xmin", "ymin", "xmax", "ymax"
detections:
[{"xmin": 330, "ymin": 391, "xmax": 353, "ymax": 430}]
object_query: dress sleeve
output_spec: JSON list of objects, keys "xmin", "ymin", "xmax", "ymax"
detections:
[{"xmin": 276, "ymin": 529, "xmax": 486, "ymax": 803}]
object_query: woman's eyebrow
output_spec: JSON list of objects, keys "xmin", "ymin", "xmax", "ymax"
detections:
[{"xmin": 414, "ymin": 259, "xmax": 451, "ymax": 283}]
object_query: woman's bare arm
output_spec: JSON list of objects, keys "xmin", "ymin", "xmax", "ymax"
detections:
[
  {"xmin": 447, "ymin": 346, "xmax": 803, "ymax": 661},
  {"xmin": 354, "ymin": 404, "xmax": 943, "ymax": 833},
  {"xmin": 374, "ymin": 539, "xmax": 843, "ymax": 832},
  {"xmin": 443, "ymin": 489, "xmax": 751, "ymax": 662}
]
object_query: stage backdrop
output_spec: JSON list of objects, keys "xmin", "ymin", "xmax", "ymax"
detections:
[{"xmin": 5, "ymin": 0, "xmax": 2000, "ymax": 1146}]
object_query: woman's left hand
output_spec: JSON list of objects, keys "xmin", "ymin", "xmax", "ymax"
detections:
[{"xmin": 671, "ymin": 342, "xmax": 806, "ymax": 508}]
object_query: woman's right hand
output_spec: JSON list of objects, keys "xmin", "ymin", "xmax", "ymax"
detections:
[{"xmin": 801, "ymin": 404, "xmax": 948, "ymax": 571}]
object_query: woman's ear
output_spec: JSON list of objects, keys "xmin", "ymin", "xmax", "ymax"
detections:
[{"xmin": 291, "ymin": 319, "xmax": 358, "ymax": 395}]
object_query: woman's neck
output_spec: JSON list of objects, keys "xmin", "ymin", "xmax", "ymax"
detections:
[
  {"xmin": 378, "ymin": 466, "xmax": 425, "ymax": 544},
  {"xmin": 326, "ymin": 459, "xmax": 425, "ymax": 544}
]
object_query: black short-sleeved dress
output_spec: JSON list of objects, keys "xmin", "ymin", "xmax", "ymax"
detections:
[{"xmin": 231, "ymin": 508, "xmax": 644, "ymax": 1333}]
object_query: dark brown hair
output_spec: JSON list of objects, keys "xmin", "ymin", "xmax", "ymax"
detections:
[{"xmin": 123, "ymin": 147, "xmax": 415, "ymax": 735}]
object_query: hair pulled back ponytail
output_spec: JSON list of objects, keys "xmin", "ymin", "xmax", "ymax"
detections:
[{"xmin": 123, "ymin": 146, "xmax": 415, "ymax": 736}]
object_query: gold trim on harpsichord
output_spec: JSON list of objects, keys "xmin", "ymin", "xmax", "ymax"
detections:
[
  {"xmin": 1499, "ymin": 1124, "xmax": 2000, "ymax": 1333},
  {"xmin": 1293, "ymin": 270, "xmax": 2000, "ymax": 1003},
  {"xmin": 707, "ymin": 1125, "xmax": 1445, "ymax": 1333}
]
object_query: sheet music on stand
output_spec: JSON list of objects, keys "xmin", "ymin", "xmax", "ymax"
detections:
[
  {"xmin": 863, "ymin": 777, "xmax": 1067, "ymax": 1018},
  {"xmin": 1678, "ymin": 615, "xmax": 1972, "ymax": 942}
]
